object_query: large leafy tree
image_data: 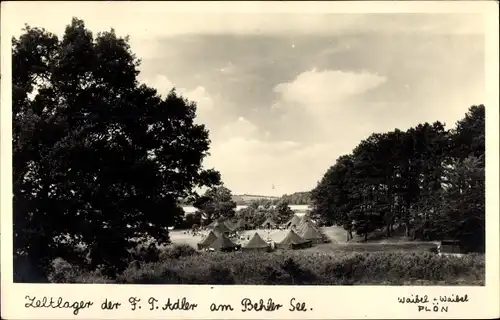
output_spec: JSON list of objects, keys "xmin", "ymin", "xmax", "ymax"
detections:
[
  {"xmin": 236, "ymin": 200, "xmax": 269, "ymax": 227},
  {"xmin": 194, "ymin": 185, "xmax": 237, "ymax": 224},
  {"xmin": 274, "ymin": 200, "xmax": 294, "ymax": 224},
  {"xmin": 12, "ymin": 18, "xmax": 220, "ymax": 280},
  {"xmin": 175, "ymin": 211, "xmax": 203, "ymax": 230}
]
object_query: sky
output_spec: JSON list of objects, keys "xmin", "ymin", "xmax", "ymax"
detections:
[{"xmin": 4, "ymin": 2, "xmax": 487, "ymax": 196}]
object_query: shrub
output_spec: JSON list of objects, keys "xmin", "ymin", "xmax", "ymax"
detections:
[
  {"xmin": 116, "ymin": 261, "xmax": 181, "ymax": 284},
  {"xmin": 49, "ymin": 258, "xmax": 80, "ymax": 283},
  {"xmin": 71, "ymin": 270, "xmax": 113, "ymax": 284},
  {"xmin": 54, "ymin": 250, "xmax": 485, "ymax": 285},
  {"xmin": 280, "ymin": 257, "xmax": 318, "ymax": 285},
  {"xmin": 160, "ymin": 244, "xmax": 199, "ymax": 260},
  {"xmin": 208, "ymin": 263, "xmax": 235, "ymax": 284},
  {"xmin": 48, "ymin": 257, "xmax": 112, "ymax": 283},
  {"xmin": 129, "ymin": 244, "xmax": 162, "ymax": 263}
]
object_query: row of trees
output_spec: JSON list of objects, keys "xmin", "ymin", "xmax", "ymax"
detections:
[
  {"xmin": 231, "ymin": 191, "xmax": 311, "ymax": 206},
  {"xmin": 280, "ymin": 191, "xmax": 311, "ymax": 205},
  {"xmin": 236, "ymin": 199, "xmax": 295, "ymax": 226},
  {"xmin": 311, "ymin": 105, "xmax": 485, "ymax": 252},
  {"xmin": 13, "ymin": 19, "xmax": 221, "ymax": 280},
  {"xmin": 190, "ymin": 186, "xmax": 295, "ymax": 227},
  {"xmin": 180, "ymin": 191, "xmax": 311, "ymax": 206}
]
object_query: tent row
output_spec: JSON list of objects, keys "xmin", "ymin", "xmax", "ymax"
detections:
[
  {"xmin": 197, "ymin": 231, "xmax": 270, "ymax": 252},
  {"xmin": 206, "ymin": 218, "xmax": 251, "ymax": 232},
  {"xmin": 264, "ymin": 214, "xmax": 316, "ymax": 230},
  {"xmin": 276, "ymin": 221, "xmax": 327, "ymax": 249},
  {"xmin": 198, "ymin": 219, "xmax": 327, "ymax": 252}
]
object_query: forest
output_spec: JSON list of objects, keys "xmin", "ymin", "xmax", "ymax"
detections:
[{"xmin": 310, "ymin": 105, "xmax": 485, "ymax": 252}]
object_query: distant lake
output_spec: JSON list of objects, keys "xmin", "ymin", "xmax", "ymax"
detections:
[{"xmin": 181, "ymin": 204, "xmax": 311, "ymax": 215}]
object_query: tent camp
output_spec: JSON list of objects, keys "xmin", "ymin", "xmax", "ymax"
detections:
[
  {"xmin": 261, "ymin": 218, "xmax": 277, "ymax": 229},
  {"xmin": 300, "ymin": 215, "xmax": 313, "ymax": 225},
  {"xmin": 299, "ymin": 222, "xmax": 324, "ymax": 244},
  {"xmin": 209, "ymin": 233, "xmax": 241, "ymax": 252},
  {"xmin": 233, "ymin": 218, "xmax": 250, "ymax": 230},
  {"xmin": 212, "ymin": 221, "xmax": 233, "ymax": 235},
  {"xmin": 276, "ymin": 229, "xmax": 312, "ymax": 250},
  {"xmin": 197, "ymin": 230, "xmax": 218, "ymax": 250},
  {"xmin": 284, "ymin": 215, "xmax": 302, "ymax": 229},
  {"xmin": 297, "ymin": 218, "xmax": 316, "ymax": 232},
  {"xmin": 242, "ymin": 232, "xmax": 271, "ymax": 252},
  {"xmin": 224, "ymin": 219, "xmax": 238, "ymax": 231},
  {"xmin": 206, "ymin": 219, "xmax": 224, "ymax": 228},
  {"xmin": 206, "ymin": 220, "xmax": 216, "ymax": 228}
]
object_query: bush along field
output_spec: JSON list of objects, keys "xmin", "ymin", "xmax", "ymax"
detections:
[{"xmin": 49, "ymin": 244, "xmax": 485, "ymax": 285}]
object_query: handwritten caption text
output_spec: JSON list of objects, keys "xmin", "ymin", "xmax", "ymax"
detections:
[{"xmin": 24, "ymin": 295, "xmax": 311, "ymax": 315}]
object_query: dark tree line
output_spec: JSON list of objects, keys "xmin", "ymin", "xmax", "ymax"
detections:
[
  {"xmin": 230, "ymin": 192, "xmax": 311, "ymax": 206},
  {"xmin": 182, "ymin": 192, "xmax": 310, "ymax": 206},
  {"xmin": 12, "ymin": 18, "xmax": 220, "ymax": 280},
  {"xmin": 311, "ymin": 105, "xmax": 485, "ymax": 252},
  {"xmin": 278, "ymin": 191, "xmax": 311, "ymax": 205}
]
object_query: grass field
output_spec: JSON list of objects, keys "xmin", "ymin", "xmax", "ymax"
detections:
[{"xmin": 45, "ymin": 226, "xmax": 484, "ymax": 285}]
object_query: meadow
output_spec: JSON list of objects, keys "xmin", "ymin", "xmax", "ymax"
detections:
[
  {"xmin": 167, "ymin": 227, "xmax": 440, "ymax": 253},
  {"xmin": 48, "ymin": 226, "xmax": 485, "ymax": 285}
]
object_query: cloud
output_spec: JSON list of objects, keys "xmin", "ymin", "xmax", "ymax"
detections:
[
  {"xmin": 6, "ymin": 3, "xmax": 485, "ymax": 39},
  {"xmin": 6, "ymin": 2, "xmax": 485, "ymax": 60},
  {"xmin": 184, "ymin": 86, "xmax": 215, "ymax": 113},
  {"xmin": 142, "ymin": 75, "xmax": 174, "ymax": 97},
  {"xmin": 202, "ymin": 113, "xmax": 354, "ymax": 195},
  {"xmin": 5, "ymin": 5, "xmax": 488, "ymax": 197},
  {"xmin": 271, "ymin": 69, "xmax": 387, "ymax": 139},
  {"xmin": 218, "ymin": 61, "xmax": 237, "ymax": 75},
  {"xmin": 203, "ymin": 115, "xmax": 335, "ymax": 195},
  {"xmin": 201, "ymin": 68, "xmax": 391, "ymax": 195},
  {"xmin": 204, "ymin": 137, "xmax": 336, "ymax": 195},
  {"xmin": 217, "ymin": 117, "xmax": 258, "ymax": 139},
  {"xmin": 274, "ymin": 69, "xmax": 387, "ymax": 112},
  {"xmin": 139, "ymin": 74, "xmax": 215, "ymax": 122}
]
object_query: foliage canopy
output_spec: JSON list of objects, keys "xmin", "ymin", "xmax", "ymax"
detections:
[{"xmin": 12, "ymin": 18, "xmax": 220, "ymax": 279}]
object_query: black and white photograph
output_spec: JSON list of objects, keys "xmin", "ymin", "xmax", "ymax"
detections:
[{"xmin": 1, "ymin": 2, "xmax": 497, "ymax": 311}]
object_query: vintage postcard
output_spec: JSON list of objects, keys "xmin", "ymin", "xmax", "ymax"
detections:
[{"xmin": 1, "ymin": 1, "xmax": 499, "ymax": 319}]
